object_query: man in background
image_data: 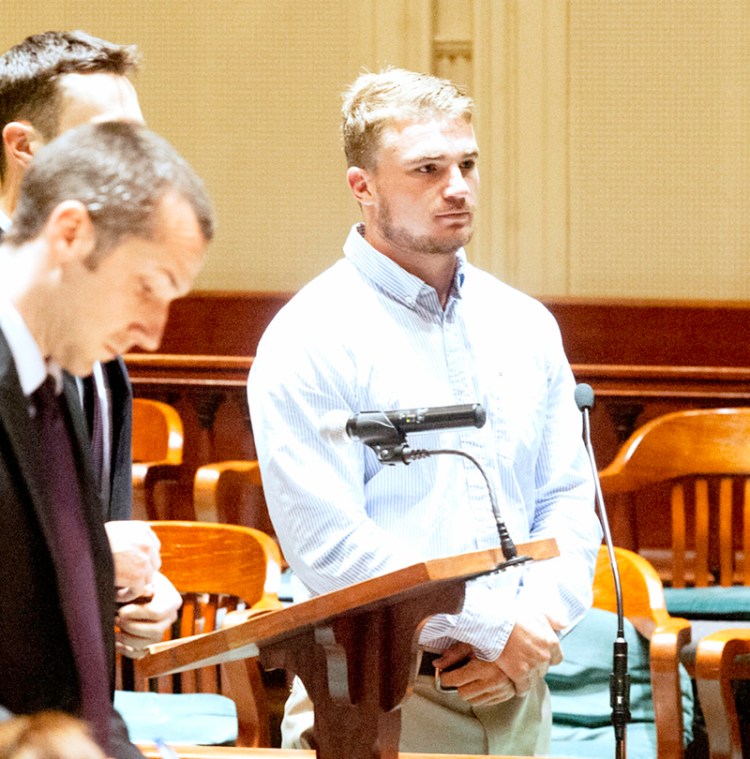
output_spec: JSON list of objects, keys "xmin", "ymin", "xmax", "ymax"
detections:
[
  {"xmin": 0, "ymin": 712, "xmax": 106, "ymax": 759},
  {"xmin": 0, "ymin": 30, "xmax": 179, "ymax": 655},
  {"xmin": 0, "ymin": 119, "xmax": 213, "ymax": 758},
  {"xmin": 248, "ymin": 68, "xmax": 601, "ymax": 755}
]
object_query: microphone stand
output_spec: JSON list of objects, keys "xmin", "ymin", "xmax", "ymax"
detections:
[
  {"xmin": 578, "ymin": 386, "xmax": 630, "ymax": 759},
  {"xmin": 370, "ymin": 440, "xmax": 529, "ymax": 566}
]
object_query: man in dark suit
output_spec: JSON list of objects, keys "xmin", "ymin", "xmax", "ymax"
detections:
[
  {"xmin": 0, "ymin": 120, "xmax": 213, "ymax": 758},
  {"xmin": 0, "ymin": 31, "xmax": 181, "ymax": 652}
]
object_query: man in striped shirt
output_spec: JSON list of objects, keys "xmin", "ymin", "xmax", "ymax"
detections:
[{"xmin": 248, "ymin": 67, "xmax": 601, "ymax": 755}]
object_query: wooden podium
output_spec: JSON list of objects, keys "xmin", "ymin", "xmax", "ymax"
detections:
[{"xmin": 139, "ymin": 540, "xmax": 558, "ymax": 759}]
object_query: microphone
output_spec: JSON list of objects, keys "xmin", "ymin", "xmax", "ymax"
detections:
[
  {"xmin": 319, "ymin": 403, "xmax": 487, "ymax": 448},
  {"xmin": 319, "ymin": 402, "xmax": 524, "ymax": 564},
  {"xmin": 575, "ymin": 383, "xmax": 630, "ymax": 758},
  {"xmin": 574, "ymin": 382, "xmax": 595, "ymax": 413}
]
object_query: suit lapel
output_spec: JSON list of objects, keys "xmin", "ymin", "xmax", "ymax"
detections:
[
  {"xmin": 0, "ymin": 331, "xmax": 59, "ymax": 548},
  {"xmin": 62, "ymin": 372, "xmax": 98, "ymax": 501}
]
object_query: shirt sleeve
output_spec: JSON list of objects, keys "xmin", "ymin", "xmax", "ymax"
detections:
[
  {"xmin": 517, "ymin": 327, "xmax": 602, "ymax": 633},
  {"xmin": 248, "ymin": 330, "xmax": 410, "ymax": 592}
]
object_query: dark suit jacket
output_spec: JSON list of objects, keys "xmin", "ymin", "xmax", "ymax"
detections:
[
  {"xmin": 0, "ymin": 332, "xmax": 142, "ymax": 759},
  {"xmin": 102, "ymin": 356, "xmax": 133, "ymax": 522}
]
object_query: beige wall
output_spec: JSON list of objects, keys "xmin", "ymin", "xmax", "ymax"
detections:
[{"xmin": 3, "ymin": 1, "xmax": 750, "ymax": 299}]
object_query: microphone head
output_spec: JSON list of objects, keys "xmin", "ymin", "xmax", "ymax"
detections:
[
  {"xmin": 318, "ymin": 410, "xmax": 353, "ymax": 446},
  {"xmin": 574, "ymin": 382, "xmax": 595, "ymax": 412},
  {"xmin": 474, "ymin": 404, "xmax": 487, "ymax": 429},
  {"xmin": 318, "ymin": 409, "xmax": 353, "ymax": 445}
]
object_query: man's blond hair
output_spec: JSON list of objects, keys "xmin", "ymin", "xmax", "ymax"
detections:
[{"xmin": 341, "ymin": 67, "xmax": 473, "ymax": 170}]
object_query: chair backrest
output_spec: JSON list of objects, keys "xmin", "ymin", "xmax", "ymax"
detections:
[
  {"xmin": 132, "ymin": 399, "xmax": 184, "ymax": 465},
  {"xmin": 599, "ymin": 408, "xmax": 750, "ymax": 588},
  {"xmin": 125, "ymin": 520, "xmax": 278, "ymax": 747},
  {"xmin": 594, "ymin": 545, "xmax": 675, "ymax": 639}
]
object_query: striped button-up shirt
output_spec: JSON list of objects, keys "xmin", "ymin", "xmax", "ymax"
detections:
[{"xmin": 248, "ymin": 224, "xmax": 601, "ymax": 661}]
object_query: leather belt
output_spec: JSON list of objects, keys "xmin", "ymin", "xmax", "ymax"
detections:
[{"xmin": 418, "ymin": 651, "xmax": 443, "ymax": 677}]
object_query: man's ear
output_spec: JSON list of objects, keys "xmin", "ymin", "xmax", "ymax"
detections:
[
  {"xmin": 44, "ymin": 201, "xmax": 96, "ymax": 266},
  {"xmin": 347, "ymin": 166, "xmax": 376, "ymax": 206},
  {"xmin": 2, "ymin": 122, "xmax": 42, "ymax": 170}
]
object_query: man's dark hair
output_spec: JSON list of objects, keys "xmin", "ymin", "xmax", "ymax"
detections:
[
  {"xmin": 0, "ymin": 30, "xmax": 140, "ymax": 179},
  {"xmin": 6, "ymin": 121, "xmax": 214, "ymax": 260}
]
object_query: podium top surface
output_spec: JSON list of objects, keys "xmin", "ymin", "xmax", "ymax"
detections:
[{"xmin": 139, "ymin": 539, "xmax": 558, "ymax": 679}]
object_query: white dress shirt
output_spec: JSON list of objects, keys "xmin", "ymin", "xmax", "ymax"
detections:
[
  {"xmin": 248, "ymin": 224, "xmax": 602, "ymax": 661},
  {"xmin": 0, "ymin": 297, "xmax": 49, "ymax": 397},
  {"xmin": 0, "ymin": 208, "xmax": 11, "ymax": 236}
]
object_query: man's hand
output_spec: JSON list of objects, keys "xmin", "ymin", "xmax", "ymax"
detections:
[
  {"xmin": 429, "ymin": 643, "xmax": 516, "ymax": 706},
  {"xmin": 104, "ymin": 520, "xmax": 161, "ymax": 603},
  {"xmin": 495, "ymin": 609, "xmax": 563, "ymax": 696},
  {"xmin": 115, "ymin": 571, "xmax": 182, "ymax": 659},
  {"xmin": 431, "ymin": 608, "xmax": 564, "ymax": 705}
]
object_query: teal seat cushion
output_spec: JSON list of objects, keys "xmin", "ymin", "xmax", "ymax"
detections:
[
  {"xmin": 114, "ymin": 690, "xmax": 238, "ymax": 745},
  {"xmin": 545, "ymin": 608, "xmax": 693, "ymax": 759},
  {"xmin": 664, "ymin": 586, "xmax": 750, "ymax": 620}
]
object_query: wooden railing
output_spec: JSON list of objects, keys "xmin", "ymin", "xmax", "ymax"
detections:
[
  {"xmin": 125, "ymin": 292, "xmax": 750, "ymax": 518},
  {"xmin": 125, "ymin": 355, "xmax": 750, "ymax": 487}
]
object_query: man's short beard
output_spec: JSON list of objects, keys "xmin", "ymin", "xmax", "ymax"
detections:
[{"xmin": 377, "ymin": 202, "xmax": 473, "ymax": 257}]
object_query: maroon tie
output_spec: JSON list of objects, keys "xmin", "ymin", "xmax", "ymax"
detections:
[{"xmin": 33, "ymin": 375, "xmax": 111, "ymax": 750}]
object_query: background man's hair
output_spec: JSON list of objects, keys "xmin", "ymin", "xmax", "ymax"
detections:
[
  {"xmin": 0, "ymin": 711, "xmax": 105, "ymax": 759},
  {"xmin": 6, "ymin": 121, "xmax": 214, "ymax": 260},
  {"xmin": 0, "ymin": 30, "xmax": 140, "ymax": 178},
  {"xmin": 341, "ymin": 67, "xmax": 473, "ymax": 170}
]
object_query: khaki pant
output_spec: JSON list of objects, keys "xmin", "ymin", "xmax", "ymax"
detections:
[{"xmin": 281, "ymin": 673, "xmax": 551, "ymax": 756}]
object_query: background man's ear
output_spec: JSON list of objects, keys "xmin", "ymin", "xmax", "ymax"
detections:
[{"xmin": 2, "ymin": 122, "xmax": 42, "ymax": 169}]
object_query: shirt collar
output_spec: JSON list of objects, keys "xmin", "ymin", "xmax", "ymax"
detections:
[
  {"xmin": 0, "ymin": 208, "xmax": 11, "ymax": 235},
  {"xmin": 343, "ymin": 223, "xmax": 466, "ymax": 309},
  {"xmin": 0, "ymin": 298, "xmax": 61, "ymax": 396}
]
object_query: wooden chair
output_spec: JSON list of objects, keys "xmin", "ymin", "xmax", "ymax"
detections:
[
  {"xmin": 548, "ymin": 546, "xmax": 692, "ymax": 759},
  {"xmin": 599, "ymin": 407, "xmax": 750, "ymax": 594},
  {"xmin": 598, "ymin": 409, "xmax": 750, "ymax": 756},
  {"xmin": 116, "ymin": 520, "xmax": 283, "ymax": 748},
  {"xmin": 695, "ymin": 628, "xmax": 750, "ymax": 759},
  {"xmin": 193, "ymin": 460, "xmax": 276, "ymax": 541},
  {"xmin": 131, "ymin": 399, "xmax": 184, "ymax": 520}
]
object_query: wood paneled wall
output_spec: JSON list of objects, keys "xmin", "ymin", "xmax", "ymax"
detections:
[{"xmin": 127, "ymin": 291, "xmax": 750, "ymax": 516}]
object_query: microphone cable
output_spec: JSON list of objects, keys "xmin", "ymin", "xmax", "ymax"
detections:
[{"xmin": 401, "ymin": 447, "xmax": 527, "ymax": 566}]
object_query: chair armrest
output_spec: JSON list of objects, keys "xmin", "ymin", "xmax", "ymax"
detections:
[
  {"xmin": 696, "ymin": 629, "xmax": 750, "ymax": 759},
  {"xmin": 193, "ymin": 460, "xmax": 262, "ymax": 523},
  {"xmin": 649, "ymin": 617, "xmax": 692, "ymax": 759},
  {"xmin": 133, "ymin": 461, "xmax": 182, "ymax": 490},
  {"xmin": 133, "ymin": 462, "xmax": 189, "ymax": 520}
]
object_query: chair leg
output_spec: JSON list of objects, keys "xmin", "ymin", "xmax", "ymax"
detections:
[{"xmin": 221, "ymin": 658, "xmax": 271, "ymax": 747}]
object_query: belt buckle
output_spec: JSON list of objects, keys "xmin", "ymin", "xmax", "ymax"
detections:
[
  {"xmin": 434, "ymin": 668, "xmax": 457, "ymax": 693},
  {"xmin": 433, "ymin": 655, "xmax": 470, "ymax": 693}
]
